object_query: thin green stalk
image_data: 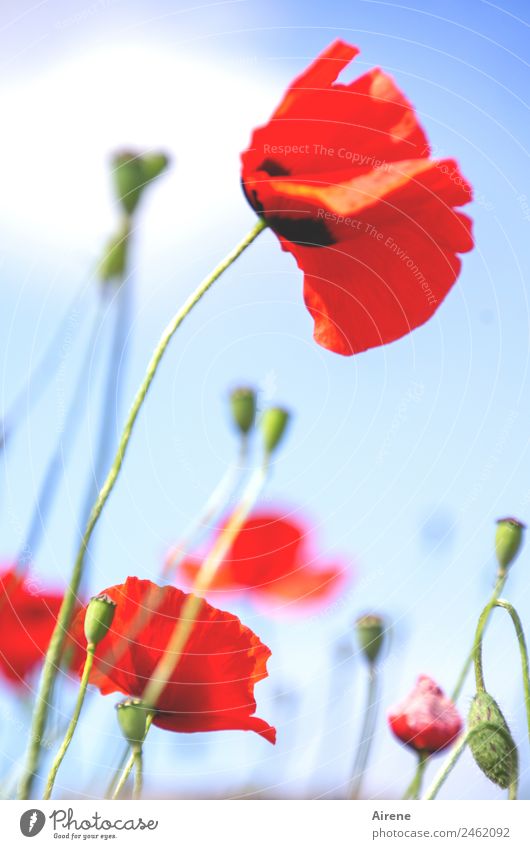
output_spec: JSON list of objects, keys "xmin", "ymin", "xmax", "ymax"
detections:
[
  {"xmin": 162, "ymin": 435, "xmax": 249, "ymax": 579},
  {"xmin": 78, "ymin": 252, "xmax": 132, "ymax": 544},
  {"xmin": 111, "ymin": 752, "xmax": 135, "ymax": 800},
  {"xmin": 42, "ymin": 645, "xmax": 95, "ymax": 800},
  {"xmin": 112, "ymin": 715, "xmax": 153, "ymax": 800},
  {"xmin": 18, "ymin": 219, "xmax": 267, "ymax": 799},
  {"xmin": 133, "ymin": 748, "xmax": 143, "ymax": 800},
  {"xmin": 402, "ymin": 750, "xmax": 429, "ymax": 800},
  {"xmin": 15, "ymin": 299, "xmax": 107, "ymax": 571},
  {"xmin": 349, "ymin": 665, "xmax": 379, "ymax": 799},
  {"xmin": 451, "ymin": 571, "xmax": 507, "ymax": 702},
  {"xmin": 142, "ymin": 459, "xmax": 269, "ymax": 712},
  {"xmin": 473, "ymin": 599, "xmax": 530, "ymax": 741},
  {"xmin": 423, "ymin": 724, "xmax": 517, "ymax": 800},
  {"xmin": 1, "ymin": 279, "xmax": 89, "ymax": 454},
  {"xmin": 102, "ymin": 439, "xmax": 250, "ymax": 790},
  {"xmin": 104, "ymin": 745, "xmax": 130, "ymax": 799}
]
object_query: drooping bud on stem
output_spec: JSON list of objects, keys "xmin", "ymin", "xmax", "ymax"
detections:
[
  {"xmin": 84, "ymin": 594, "xmax": 116, "ymax": 647},
  {"xmin": 468, "ymin": 691, "xmax": 518, "ymax": 790},
  {"xmin": 230, "ymin": 387, "xmax": 256, "ymax": 436},
  {"xmin": 355, "ymin": 614, "xmax": 386, "ymax": 666},
  {"xmin": 116, "ymin": 698, "xmax": 150, "ymax": 750},
  {"xmin": 495, "ymin": 518, "xmax": 525, "ymax": 574},
  {"xmin": 261, "ymin": 407, "xmax": 290, "ymax": 456}
]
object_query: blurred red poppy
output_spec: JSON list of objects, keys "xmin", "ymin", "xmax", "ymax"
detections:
[
  {"xmin": 0, "ymin": 565, "xmax": 80, "ymax": 686},
  {"xmin": 388, "ymin": 674, "xmax": 462, "ymax": 753},
  {"xmin": 175, "ymin": 509, "xmax": 349, "ymax": 611},
  {"xmin": 71, "ymin": 577, "xmax": 275, "ymax": 743},
  {"xmin": 241, "ymin": 40, "xmax": 473, "ymax": 355}
]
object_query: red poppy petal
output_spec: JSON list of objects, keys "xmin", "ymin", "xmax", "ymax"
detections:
[
  {"xmin": 153, "ymin": 710, "xmax": 276, "ymax": 743},
  {"xmin": 242, "ymin": 42, "xmax": 429, "ymax": 184},
  {"xmin": 71, "ymin": 578, "xmax": 274, "ymax": 741},
  {"xmin": 282, "ymin": 201, "xmax": 472, "ymax": 355}
]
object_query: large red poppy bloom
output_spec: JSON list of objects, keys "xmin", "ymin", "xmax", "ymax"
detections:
[
  {"xmin": 71, "ymin": 577, "xmax": 275, "ymax": 743},
  {"xmin": 0, "ymin": 565, "xmax": 78, "ymax": 685},
  {"xmin": 175, "ymin": 509, "xmax": 349, "ymax": 610},
  {"xmin": 241, "ymin": 41, "xmax": 474, "ymax": 355},
  {"xmin": 388, "ymin": 674, "xmax": 462, "ymax": 754}
]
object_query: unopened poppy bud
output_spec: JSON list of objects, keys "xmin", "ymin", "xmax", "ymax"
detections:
[
  {"xmin": 111, "ymin": 149, "xmax": 170, "ymax": 216},
  {"xmin": 355, "ymin": 614, "xmax": 386, "ymax": 665},
  {"xmin": 495, "ymin": 518, "xmax": 525, "ymax": 573},
  {"xmin": 84, "ymin": 594, "xmax": 116, "ymax": 646},
  {"xmin": 261, "ymin": 407, "xmax": 290, "ymax": 456},
  {"xmin": 230, "ymin": 387, "xmax": 256, "ymax": 435},
  {"xmin": 388, "ymin": 675, "xmax": 462, "ymax": 754},
  {"xmin": 141, "ymin": 152, "xmax": 170, "ymax": 185},
  {"xmin": 468, "ymin": 692, "xmax": 518, "ymax": 789},
  {"xmin": 116, "ymin": 698, "xmax": 149, "ymax": 748}
]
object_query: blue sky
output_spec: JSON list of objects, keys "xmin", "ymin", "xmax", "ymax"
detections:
[{"xmin": 0, "ymin": 0, "xmax": 529, "ymax": 799}]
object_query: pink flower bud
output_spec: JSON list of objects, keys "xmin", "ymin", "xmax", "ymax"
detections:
[{"xmin": 388, "ymin": 674, "xmax": 462, "ymax": 754}]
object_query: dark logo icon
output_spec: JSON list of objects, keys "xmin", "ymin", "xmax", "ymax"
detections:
[{"xmin": 20, "ymin": 810, "xmax": 46, "ymax": 837}]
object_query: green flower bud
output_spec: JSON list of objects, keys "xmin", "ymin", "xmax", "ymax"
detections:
[
  {"xmin": 355, "ymin": 614, "xmax": 386, "ymax": 665},
  {"xmin": 468, "ymin": 692, "xmax": 518, "ymax": 789},
  {"xmin": 84, "ymin": 594, "xmax": 116, "ymax": 647},
  {"xmin": 230, "ymin": 387, "xmax": 256, "ymax": 435},
  {"xmin": 495, "ymin": 518, "xmax": 525, "ymax": 572},
  {"xmin": 111, "ymin": 149, "xmax": 170, "ymax": 216},
  {"xmin": 141, "ymin": 152, "xmax": 170, "ymax": 185},
  {"xmin": 116, "ymin": 698, "xmax": 149, "ymax": 748},
  {"xmin": 261, "ymin": 407, "xmax": 290, "ymax": 456}
]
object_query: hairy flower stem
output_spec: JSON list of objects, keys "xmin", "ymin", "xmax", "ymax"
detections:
[
  {"xmin": 17, "ymin": 219, "xmax": 267, "ymax": 799},
  {"xmin": 42, "ymin": 645, "xmax": 95, "ymax": 800},
  {"xmin": 451, "ymin": 571, "xmax": 507, "ymax": 702},
  {"xmin": 402, "ymin": 750, "xmax": 429, "ymax": 800},
  {"xmin": 349, "ymin": 664, "xmax": 379, "ymax": 799}
]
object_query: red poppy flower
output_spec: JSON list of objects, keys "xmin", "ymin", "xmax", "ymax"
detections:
[
  {"xmin": 0, "ymin": 565, "xmax": 80, "ymax": 685},
  {"xmin": 241, "ymin": 40, "xmax": 473, "ymax": 355},
  {"xmin": 175, "ymin": 509, "xmax": 349, "ymax": 611},
  {"xmin": 70, "ymin": 577, "xmax": 275, "ymax": 743},
  {"xmin": 388, "ymin": 674, "xmax": 462, "ymax": 754}
]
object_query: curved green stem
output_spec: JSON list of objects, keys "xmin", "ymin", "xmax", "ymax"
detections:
[
  {"xmin": 451, "ymin": 571, "xmax": 507, "ymax": 702},
  {"xmin": 423, "ymin": 724, "xmax": 518, "ymax": 800},
  {"xmin": 473, "ymin": 599, "xmax": 530, "ymax": 741},
  {"xmin": 403, "ymin": 750, "xmax": 429, "ymax": 800},
  {"xmin": 42, "ymin": 645, "xmax": 95, "ymax": 800},
  {"xmin": 349, "ymin": 665, "xmax": 379, "ymax": 799},
  {"xmin": 142, "ymin": 459, "xmax": 269, "ymax": 711},
  {"xmin": 18, "ymin": 218, "xmax": 267, "ymax": 799}
]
